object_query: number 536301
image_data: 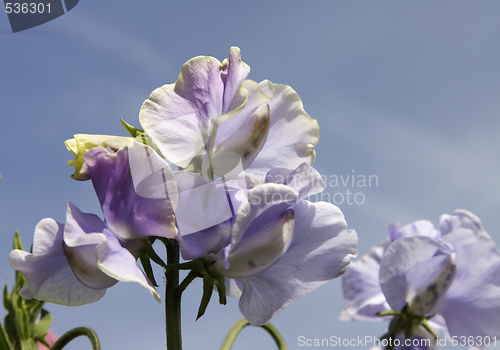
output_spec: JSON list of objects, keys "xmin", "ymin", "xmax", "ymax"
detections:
[{"xmin": 5, "ymin": 2, "xmax": 52, "ymax": 14}]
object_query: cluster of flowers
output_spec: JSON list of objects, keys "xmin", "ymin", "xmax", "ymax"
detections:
[
  {"xmin": 341, "ymin": 210, "xmax": 500, "ymax": 349},
  {"xmin": 9, "ymin": 47, "xmax": 358, "ymax": 326},
  {"xmin": 9, "ymin": 47, "xmax": 500, "ymax": 348}
]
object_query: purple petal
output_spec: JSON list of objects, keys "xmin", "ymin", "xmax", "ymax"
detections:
[
  {"xmin": 174, "ymin": 171, "xmax": 249, "ymax": 259},
  {"xmin": 215, "ymin": 209, "xmax": 294, "ymax": 279},
  {"xmin": 221, "ymin": 46, "xmax": 251, "ymax": 114},
  {"xmin": 341, "ymin": 239, "xmax": 391, "ymax": 321},
  {"xmin": 96, "ymin": 229, "xmax": 160, "ymax": 302},
  {"xmin": 63, "ymin": 202, "xmax": 120, "ymax": 289},
  {"xmin": 9, "ymin": 218, "xmax": 106, "ymax": 306},
  {"xmin": 387, "ymin": 220, "xmax": 439, "ymax": 242},
  {"xmin": 436, "ymin": 229, "xmax": 500, "ymax": 337},
  {"xmin": 65, "ymin": 203, "xmax": 160, "ymax": 301},
  {"xmin": 438, "ymin": 209, "xmax": 486, "ymax": 238},
  {"xmin": 203, "ymin": 103, "xmax": 270, "ymax": 178},
  {"xmin": 85, "ymin": 144, "xmax": 176, "ymax": 239},
  {"xmin": 178, "ymin": 220, "xmax": 232, "ymax": 261},
  {"xmin": 231, "ymin": 183, "xmax": 298, "ymax": 247},
  {"xmin": 237, "ymin": 200, "xmax": 357, "ymax": 325},
  {"xmin": 379, "ymin": 235, "xmax": 456, "ymax": 314},
  {"xmin": 139, "ymin": 52, "xmax": 228, "ymax": 167},
  {"xmin": 265, "ymin": 162, "xmax": 326, "ymax": 200},
  {"xmin": 174, "ymin": 172, "xmax": 239, "ymax": 236}
]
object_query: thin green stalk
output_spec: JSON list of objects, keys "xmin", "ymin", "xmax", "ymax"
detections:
[
  {"xmin": 220, "ymin": 318, "xmax": 287, "ymax": 350},
  {"xmin": 50, "ymin": 327, "xmax": 100, "ymax": 350},
  {"xmin": 165, "ymin": 239, "xmax": 182, "ymax": 350}
]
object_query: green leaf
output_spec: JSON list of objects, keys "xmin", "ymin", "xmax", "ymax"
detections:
[
  {"xmin": 32, "ymin": 309, "xmax": 52, "ymax": 340},
  {"xmin": 140, "ymin": 255, "xmax": 158, "ymax": 287},
  {"xmin": 14, "ymin": 302, "xmax": 30, "ymax": 341},
  {"xmin": 145, "ymin": 240, "xmax": 167, "ymax": 269},
  {"xmin": 196, "ymin": 276, "xmax": 215, "ymax": 320},
  {"xmin": 3, "ymin": 284, "xmax": 12, "ymax": 312},
  {"xmin": 0, "ymin": 321, "xmax": 14, "ymax": 350},
  {"xmin": 18, "ymin": 338, "xmax": 38, "ymax": 350},
  {"xmin": 121, "ymin": 118, "xmax": 144, "ymax": 138},
  {"xmin": 13, "ymin": 231, "xmax": 24, "ymax": 251},
  {"xmin": 27, "ymin": 300, "xmax": 44, "ymax": 323}
]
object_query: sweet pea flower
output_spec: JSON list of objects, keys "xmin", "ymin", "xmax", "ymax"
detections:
[
  {"xmin": 139, "ymin": 47, "xmax": 319, "ymax": 179},
  {"xmin": 9, "ymin": 141, "xmax": 178, "ymax": 305},
  {"xmin": 9, "ymin": 202, "xmax": 160, "ymax": 305},
  {"xmin": 341, "ymin": 210, "xmax": 500, "ymax": 346},
  {"xmin": 65, "ymin": 134, "xmax": 133, "ymax": 180},
  {"xmin": 176, "ymin": 163, "xmax": 358, "ymax": 326}
]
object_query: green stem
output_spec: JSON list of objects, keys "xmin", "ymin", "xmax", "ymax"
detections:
[
  {"xmin": 220, "ymin": 318, "xmax": 287, "ymax": 350},
  {"xmin": 165, "ymin": 239, "xmax": 182, "ymax": 350},
  {"xmin": 50, "ymin": 327, "xmax": 100, "ymax": 350}
]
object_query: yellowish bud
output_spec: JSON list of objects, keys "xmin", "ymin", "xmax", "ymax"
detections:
[{"xmin": 65, "ymin": 134, "xmax": 133, "ymax": 180}]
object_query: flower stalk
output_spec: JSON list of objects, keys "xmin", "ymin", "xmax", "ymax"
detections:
[
  {"xmin": 165, "ymin": 239, "xmax": 182, "ymax": 350},
  {"xmin": 220, "ymin": 318, "xmax": 287, "ymax": 350},
  {"xmin": 50, "ymin": 327, "xmax": 101, "ymax": 350}
]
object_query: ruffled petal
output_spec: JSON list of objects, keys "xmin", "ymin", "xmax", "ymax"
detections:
[
  {"xmin": 439, "ymin": 209, "xmax": 488, "ymax": 238},
  {"xmin": 387, "ymin": 220, "xmax": 439, "ymax": 242},
  {"xmin": 139, "ymin": 52, "xmax": 231, "ymax": 167},
  {"xmin": 9, "ymin": 218, "xmax": 106, "ymax": 306},
  {"xmin": 238, "ymin": 200, "xmax": 357, "ymax": 325},
  {"xmin": 265, "ymin": 162, "xmax": 325, "ymax": 200},
  {"xmin": 436, "ymin": 229, "xmax": 500, "ymax": 337},
  {"xmin": 247, "ymin": 82, "xmax": 319, "ymax": 177},
  {"xmin": 340, "ymin": 239, "xmax": 391, "ymax": 321}
]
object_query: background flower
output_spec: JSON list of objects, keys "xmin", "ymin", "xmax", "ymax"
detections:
[{"xmin": 341, "ymin": 210, "xmax": 500, "ymax": 342}]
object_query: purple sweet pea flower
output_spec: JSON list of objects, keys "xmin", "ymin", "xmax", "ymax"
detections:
[
  {"xmin": 341, "ymin": 210, "xmax": 500, "ymax": 346},
  {"xmin": 84, "ymin": 140, "xmax": 178, "ymax": 240},
  {"xmin": 139, "ymin": 47, "xmax": 319, "ymax": 179},
  {"xmin": 9, "ymin": 141, "xmax": 178, "ymax": 305},
  {"xmin": 176, "ymin": 163, "xmax": 358, "ymax": 326},
  {"xmin": 9, "ymin": 202, "xmax": 160, "ymax": 305}
]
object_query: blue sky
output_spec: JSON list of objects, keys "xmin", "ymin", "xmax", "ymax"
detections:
[{"xmin": 1, "ymin": 1, "xmax": 500, "ymax": 349}]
